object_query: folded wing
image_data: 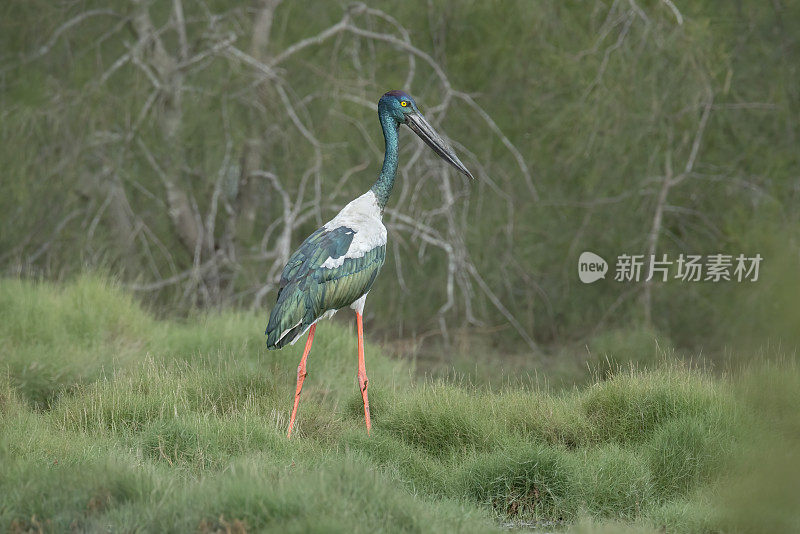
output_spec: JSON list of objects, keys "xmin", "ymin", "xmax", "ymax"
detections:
[{"xmin": 265, "ymin": 225, "xmax": 386, "ymax": 349}]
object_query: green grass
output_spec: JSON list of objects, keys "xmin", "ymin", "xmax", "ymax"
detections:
[{"xmin": 1, "ymin": 277, "xmax": 798, "ymax": 532}]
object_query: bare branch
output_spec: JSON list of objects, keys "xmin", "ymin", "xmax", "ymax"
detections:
[
  {"xmin": 32, "ymin": 9, "xmax": 119, "ymax": 59},
  {"xmin": 583, "ymin": 11, "xmax": 634, "ymax": 98},
  {"xmin": 682, "ymin": 97, "xmax": 714, "ymax": 175},
  {"xmin": 270, "ymin": 17, "xmax": 353, "ymax": 66},
  {"xmin": 28, "ymin": 210, "xmax": 83, "ymax": 263},
  {"xmin": 454, "ymin": 91, "xmax": 538, "ymax": 200},
  {"xmin": 466, "ymin": 263, "xmax": 540, "ymax": 352},
  {"xmin": 661, "ymin": 0, "xmax": 684, "ymax": 25},
  {"xmin": 643, "ymin": 150, "xmax": 672, "ymax": 325},
  {"xmin": 172, "ymin": 0, "xmax": 190, "ymax": 62}
]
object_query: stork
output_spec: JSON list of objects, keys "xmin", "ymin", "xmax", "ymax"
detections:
[{"xmin": 265, "ymin": 90, "xmax": 473, "ymax": 437}]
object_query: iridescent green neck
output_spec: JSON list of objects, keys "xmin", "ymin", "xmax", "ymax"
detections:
[{"xmin": 371, "ymin": 109, "xmax": 399, "ymax": 211}]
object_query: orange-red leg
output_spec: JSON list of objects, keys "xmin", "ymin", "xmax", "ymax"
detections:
[
  {"xmin": 287, "ymin": 324, "xmax": 316, "ymax": 438},
  {"xmin": 356, "ymin": 312, "xmax": 371, "ymax": 434}
]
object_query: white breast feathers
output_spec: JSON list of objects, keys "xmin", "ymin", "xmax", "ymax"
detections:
[{"xmin": 320, "ymin": 191, "xmax": 387, "ymax": 270}]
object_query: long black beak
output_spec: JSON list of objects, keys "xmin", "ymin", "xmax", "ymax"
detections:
[{"xmin": 406, "ymin": 112, "xmax": 474, "ymax": 179}]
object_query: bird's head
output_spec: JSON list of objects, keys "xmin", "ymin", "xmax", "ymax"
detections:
[{"xmin": 379, "ymin": 90, "xmax": 474, "ymax": 179}]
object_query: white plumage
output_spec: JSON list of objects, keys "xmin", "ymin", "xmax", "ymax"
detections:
[{"xmin": 320, "ymin": 191, "xmax": 387, "ymax": 269}]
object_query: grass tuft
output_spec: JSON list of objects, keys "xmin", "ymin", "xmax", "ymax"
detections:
[{"xmin": 0, "ymin": 277, "xmax": 795, "ymax": 532}]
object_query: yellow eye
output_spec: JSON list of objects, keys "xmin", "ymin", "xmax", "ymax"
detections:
[{"xmin": 400, "ymin": 101, "xmax": 408, "ymax": 107}]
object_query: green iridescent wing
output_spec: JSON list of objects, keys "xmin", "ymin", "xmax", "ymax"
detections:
[{"xmin": 265, "ymin": 226, "xmax": 386, "ymax": 349}]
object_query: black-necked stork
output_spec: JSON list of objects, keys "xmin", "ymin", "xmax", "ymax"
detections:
[{"xmin": 265, "ymin": 90, "xmax": 473, "ymax": 437}]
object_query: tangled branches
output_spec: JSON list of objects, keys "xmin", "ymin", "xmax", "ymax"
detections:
[{"xmin": 7, "ymin": 0, "xmax": 536, "ymax": 349}]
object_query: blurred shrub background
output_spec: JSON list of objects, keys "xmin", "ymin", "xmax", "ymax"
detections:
[{"xmin": 1, "ymin": 0, "xmax": 798, "ymax": 360}]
